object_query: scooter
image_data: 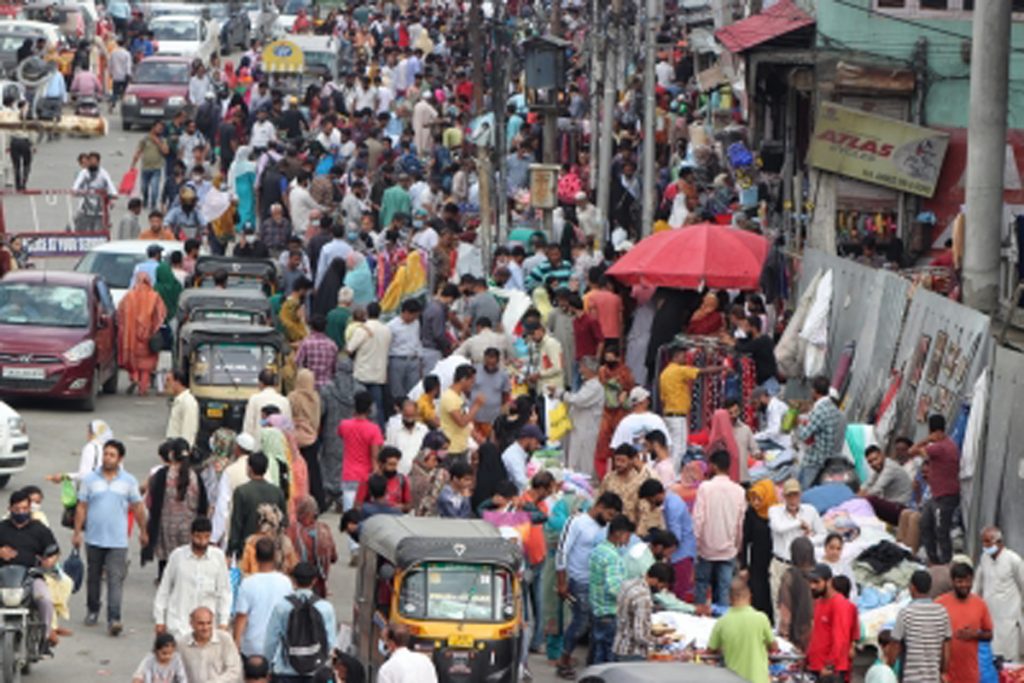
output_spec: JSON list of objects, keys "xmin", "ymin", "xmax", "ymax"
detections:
[
  {"xmin": 73, "ymin": 95, "xmax": 100, "ymax": 118},
  {"xmin": 0, "ymin": 565, "xmax": 46, "ymax": 683}
]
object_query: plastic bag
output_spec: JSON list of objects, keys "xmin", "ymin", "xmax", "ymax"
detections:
[
  {"xmin": 60, "ymin": 476, "xmax": 77, "ymax": 509},
  {"xmin": 63, "ymin": 548, "xmax": 84, "ymax": 593},
  {"xmin": 547, "ymin": 399, "xmax": 572, "ymax": 442},
  {"xmin": 117, "ymin": 167, "xmax": 138, "ymax": 195}
]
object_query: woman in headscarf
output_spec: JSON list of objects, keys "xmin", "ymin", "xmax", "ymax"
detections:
[
  {"xmin": 343, "ymin": 252, "xmax": 376, "ymax": 307},
  {"xmin": 15, "ymin": 38, "xmax": 33, "ymax": 64},
  {"xmin": 286, "ymin": 495, "xmax": 337, "ymax": 598},
  {"xmin": 153, "ymin": 260, "xmax": 182, "ymax": 348},
  {"xmin": 239, "ymin": 503, "xmax": 298, "ymax": 575},
  {"xmin": 289, "ymin": 369, "xmax": 324, "ymax": 510},
  {"xmin": 311, "ymin": 257, "xmax": 347, "ymax": 320},
  {"xmin": 686, "ymin": 291, "xmax": 725, "ymax": 335},
  {"xmin": 493, "ymin": 396, "xmax": 537, "ymax": 453},
  {"xmin": 594, "ymin": 344, "xmax": 635, "ymax": 480},
  {"xmin": 46, "ymin": 419, "xmax": 113, "ymax": 487},
  {"xmin": 470, "ymin": 441, "xmax": 508, "ymax": 515},
  {"xmin": 410, "ymin": 446, "xmax": 449, "ymax": 517},
  {"xmin": 143, "ymin": 438, "xmax": 208, "ymax": 579},
  {"xmin": 117, "ymin": 271, "xmax": 166, "ymax": 396},
  {"xmin": 708, "ymin": 408, "xmax": 741, "ymax": 482},
  {"xmin": 777, "ymin": 536, "xmax": 815, "ymax": 651},
  {"xmin": 227, "ymin": 145, "xmax": 257, "ymax": 228},
  {"xmin": 262, "ymin": 413, "xmax": 309, "ymax": 519},
  {"xmin": 741, "ymin": 479, "xmax": 777, "ymax": 621},
  {"xmin": 670, "ymin": 460, "xmax": 707, "ymax": 512}
]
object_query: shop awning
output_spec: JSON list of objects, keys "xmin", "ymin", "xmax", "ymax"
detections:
[{"xmin": 715, "ymin": 0, "xmax": 815, "ymax": 54}]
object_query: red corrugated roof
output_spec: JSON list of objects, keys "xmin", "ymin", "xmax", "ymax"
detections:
[{"xmin": 715, "ymin": 0, "xmax": 815, "ymax": 54}]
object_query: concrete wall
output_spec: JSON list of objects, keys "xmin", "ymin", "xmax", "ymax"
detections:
[{"xmin": 814, "ymin": 0, "xmax": 1024, "ymax": 129}]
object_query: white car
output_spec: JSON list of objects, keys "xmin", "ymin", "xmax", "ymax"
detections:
[
  {"xmin": 0, "ymin": 19, "xmax": 61, "ymax": 47},
  {"xmin": 0, "ymin": 401, "xmax": 28, "ymax": 488},
  {"xmin": 274, "ymin": 0, "xmax": 310, "ymax": 36},
  {"xmin": 151, "ymin": 14, "xmax": 219, "ymax": 62},
  {"xmin": 73, "ymin": 239, "xmax": 186, "ymax": 305}
]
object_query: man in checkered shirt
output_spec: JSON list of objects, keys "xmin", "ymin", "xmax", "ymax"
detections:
[
  {"xmin": 796, "ymin": 375, "xmax": 843, "ymax": 489},
  {"xmin": 295, "ymin": 315, "xmax": 338, "ymax": 386}
]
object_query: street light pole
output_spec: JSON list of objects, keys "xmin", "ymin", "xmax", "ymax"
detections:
[
  {"xmin": 640, "ymin": 0, "xmax": 658, "ymax": 238},
  {"xmin": 596, "ymin": 0, "xmax": 621, "ymax": 249}
]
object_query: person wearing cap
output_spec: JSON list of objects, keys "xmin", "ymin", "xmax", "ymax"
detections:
[
  {"xmin": 154, "ymin": 517, "xmax": 231, "ymax": 640},
  {"xmin": 707, "ymin": 577, "xmax": 777, "ymax": 683},
  {"xmin": 768, "ymin": 478, "xmax": 826, "ymax": 608},
  {"xmin": 211, "ymin": 432, "xmax": 258, "ymax": 548},
  {"xmin": 500, "ymin": 425, "xmax": 544, "ymax": 494},
  {"xmin": 610, "ymin": 386, "xmax": 672, "ymax": 453}
]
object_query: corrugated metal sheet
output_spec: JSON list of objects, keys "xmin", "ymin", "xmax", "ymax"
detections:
[{"xmin": 714, "ymin": 0, "xmax": 814, "ymax": 54}]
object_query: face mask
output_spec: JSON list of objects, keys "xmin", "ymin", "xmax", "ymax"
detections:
[
  {"xmin": 383, "ymin": 470, "xmax": 397, "ymax": 479},
  {"xmin": 311, "ymin": 219, "xmax": 320, "ymax": 227},
  {"xmin": 29, "ymin": 502, "xmax": 40, "ymax": 513},
  {"xmin": 413, "ymin": 219, "xmax": 424, "ymax": 229},
  {"xmin": 983, "ymin": 545, "xmax": 998, "ymax": 556},
  {"xmin": 10, "ymin": 512, "xmax": 29, "ymax": 524},
  {"xmin": 192, "ymin": 175, "xmax": 203, "ymax": 183},
  {"xmin": 88, "ymin": 165, "xmax": 99, "ymax": 172},
  {"xmin": 377, "ymin": 639, "xmax": 390, "ymax": 657}
]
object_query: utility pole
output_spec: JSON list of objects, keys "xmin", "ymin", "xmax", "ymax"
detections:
[
  {"xmin": 596, "ymin": 0, "xmax": 621, "ymax": 248},
  {"xmin": 470, "ymin": 0, "xmax": 484, "ymax": 114},
  {"xmin": 587, "ymin": 0, "xmax": 600, "ymax": 194},
  {"xmin": 640, "ymin": 0, "xmax": 658, "ymax": 238},
  {"xmin": 963, "ymin": 0, "xmax": 1011, "ymax": 312}
]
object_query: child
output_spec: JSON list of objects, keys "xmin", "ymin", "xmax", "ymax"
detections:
[
  {"xmin": 437, "ymin": 461, "xmax": 474, "ymax": 518},
  {"xmin": 132, "ymin": 632, "xmax": 188, "ymax": 683},
  {"xmin": 416, "ymin": 374, "xmax": 441, "ymax": 429},
  {"xmin": 38, "ymin": 544, "xmax": 72, "ymax": 645}
]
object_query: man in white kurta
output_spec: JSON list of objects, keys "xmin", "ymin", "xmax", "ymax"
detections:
[
  {"xmin": 561, "ymin": 357, "xmax": 604, "ymax": 479},
  {"xmin": 411, "ymin": 93, "xmax": 438, "ymax": 156},
  {"xmin": 165, "ymin": 372, "xmax": 200, "ymax": 446},
  {"xmin": 974, "ymin": 526, "xmax": 1024, "ymax": 660}
]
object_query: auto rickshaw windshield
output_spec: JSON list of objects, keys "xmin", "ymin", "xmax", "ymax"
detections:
[
  {"xmin": 191, "ymin": 343, "xmax": 277, "ymax": 386},
  {"xmin": 398, "ymin": 562, "xmax": 516, "ymax": 623}
]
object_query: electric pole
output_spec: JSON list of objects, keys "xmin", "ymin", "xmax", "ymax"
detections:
[
  {"xmin": 596, "ymin": 0, "xmax": 621, "ymax": 249},
  {"xmin": 963, "ymin": 0, "xmax": 1011, "ymax": 312},
  {"xmin": 470, "ymin": 0, "xmax": 484, "ymax": 114},
  {"xmin": 640, "ymin": 0, "xmax": 658, "ymax": 238}
]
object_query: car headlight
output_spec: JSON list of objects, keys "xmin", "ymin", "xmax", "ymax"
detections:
[
  {"xmin": 63, "ymin": 340, "xmax": 95, "ymax": 363},
  {"xmin": 6, "ymin": 416, "xmax": 24, "ymax": 438},
  {"xmin": 168, "ymin": 96, "xmax": 186, "ymax": 107},
  {"xmin": 123, "ymin": 94, "xmax": 138, "ymax": 105},
  {"xmin": 0, "ymin": 588, "xmax": 24, "ymax": 608}
]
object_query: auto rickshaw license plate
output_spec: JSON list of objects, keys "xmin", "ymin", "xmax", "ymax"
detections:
[
  {"xmin": 448, "ymin": 634, "xmax": 475, "ymax": 648},
  {"xmin": 207, "ymin": 406, "xmax": 224, "ymax": 418}
]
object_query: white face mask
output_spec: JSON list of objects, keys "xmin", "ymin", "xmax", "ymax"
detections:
[{"xmin": 983, "ymin": 545, "xmax": 998, "ymax": 556}]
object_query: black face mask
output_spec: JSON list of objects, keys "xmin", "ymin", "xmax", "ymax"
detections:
[
  {"xmin": 383, "ymin": 470, "xmax": 398, "ymax": 479},
  {"xmin": 88, "ymin": 165, "xmax": 99, "ymax": 173},
  {"xmin": 402, "ymin": 419, "xmax": 416, "ymax": 428},
  {"xmin": 605, "ymin": 360, "xmax": 618, "ymax": 368}
]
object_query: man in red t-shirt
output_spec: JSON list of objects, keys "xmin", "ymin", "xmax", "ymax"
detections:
[
  {"xmin": 338, "ymin": 390, "xmax": 384, "ymax": 514},
  {"xmin": 831, "ymin": 575, "xmax": 860, "ymax": 681},
  {"xmin": 911, "ymin": 414, "xmax": 961, "ymax": 564},
  {"xmin": 570, "ymin": 294, "xmax": 604, "ymax": 361},
  {"xmin": 806, "ymin": 564, "xmax": 857, "ymax": 681},
  {"xmin": 584, "ymin": 272, "xmax": 624, "ymax": 344},
  {"xmin": 937, "ymin": 561, "xmax": 993, "ymax": 683},
  {"xmin": 355, "ymin": 446, "xmax": 412, "ymax": 512}
]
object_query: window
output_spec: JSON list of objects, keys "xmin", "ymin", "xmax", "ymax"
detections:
[
  {"xmin": 0, "ymin": 284, "xmax": 89, "ymax": 328},
  {"xmin": 919, "ymin": 0, "xmax": 948, "ymax": 7},
  {"xmin": 877, "ymin": 0, "xmax": 906, "ymax": 6},
  {"xmin": 191, "ymin": 343, "xmax": 276, "ymax": 386},
  {"xmin": 398, "ymin": 563, "xmax": 515, "ymax": 623}
]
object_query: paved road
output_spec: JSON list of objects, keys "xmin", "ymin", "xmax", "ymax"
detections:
[{"xmin": 6, "ymin": 112, "xmax": 566, "ymax": 682}]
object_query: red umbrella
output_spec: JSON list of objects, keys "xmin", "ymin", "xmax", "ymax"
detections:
[{"xmin": 606, "ymin": 222, "xmax": 769, "ymax": 290}]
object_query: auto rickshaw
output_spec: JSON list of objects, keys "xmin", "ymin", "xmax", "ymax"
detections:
[
  {"xmin": 192, "ymin": 255, "xmax": 278, "ymax": 295},
  {"xmin": 353, "ymin": 516, "xmax": 524, "ymax": 683},
  {"xmin": 176, "ymin": 321, "xmax": 287, "ymax": 449},
  {"xmin": 176, "ymin": 288, "xmax": 273, "ymax": 327}
]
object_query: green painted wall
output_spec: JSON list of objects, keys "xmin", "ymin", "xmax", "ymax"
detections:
[{"xmin": 814, "ymin": 0, "xmax": 1024, "ymax": 128}]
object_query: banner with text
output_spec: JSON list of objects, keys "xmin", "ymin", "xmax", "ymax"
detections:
[{"xmin": 807, "ymin": 102, "xmax": 949, "ymax": 198}]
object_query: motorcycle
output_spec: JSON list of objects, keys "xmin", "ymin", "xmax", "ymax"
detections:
[
  {"xmin": 0, "ymin": 565, "xmax": 46, "ymax": 683},
  {"xmin": 73, "ymin": 95, "xmax": 100, "ymax": 118}
]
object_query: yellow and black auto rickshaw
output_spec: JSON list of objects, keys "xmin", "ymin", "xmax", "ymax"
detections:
[
  {"xmin": 176, "ymin": 321, "xmax": 287, "ymax": 450},
  {"xmin": 192, "ymin": 255, "xmax": 278, "ymax": 295},
  {"xmin": 353, "ymin": 516, "xmax": 524, "ymax": 683},
  {"xmin": 176, "ymin": 288, "xmax": 273, "ymax": 327}
]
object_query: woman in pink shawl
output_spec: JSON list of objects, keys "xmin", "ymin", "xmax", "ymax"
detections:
[{"xmin": 708, "ymin": 408, "xmax": 741, "ymax": 482}]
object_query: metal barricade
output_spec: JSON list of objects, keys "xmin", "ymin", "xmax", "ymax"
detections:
[{"xmin": 0, "ymin": 188, "xmax": 111, "ymax": 256}]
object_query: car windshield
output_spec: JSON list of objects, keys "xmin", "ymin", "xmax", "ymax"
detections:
[
  {"xmin": 198, "ymin": 274, "xmax": 266, "ymax": 291},
  {"xmin": 74, "ymin": 252, "xmax": 145, "ymax": 289},
  {"xmin": 191, "ymin": 343, "xmax": 276, "ymax": 386},
  {"xmin": 398, "ymin": 563, "xmax": 514, "ymax": 623},
  {"xmin": 152, "ymin": 20, "xmax": 198, "ymax": 41},
  {"xmin": 282, "ymin": 0, "xmax": 310, "ymax": 13},
  {"xmin": 133, "ymin": 60, "xmax": 189, "ymax": 84},
  {"xmin": 0, "ymin": 283, "xmax": 89, "ymax": 327},
  {"xmin": 0, "ymin": 35, "xmax": 32, "ymax": 53}
]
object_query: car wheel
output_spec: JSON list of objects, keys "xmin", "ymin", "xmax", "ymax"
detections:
[
  {"xmin": 0, "ymin": 476, "xmax": 10, "ymax": 489},
  {"xmin": 101, "ymin": 362, "xmax": 118, "ymax": 395},
  {"xmin": 80, "ymin": 370, "xmax": 98, "ymax": 412}
]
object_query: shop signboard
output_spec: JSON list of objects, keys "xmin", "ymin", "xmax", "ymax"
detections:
[{"xmin": 807, "ymin": 102, "xmax": 949, "ymax": 198}]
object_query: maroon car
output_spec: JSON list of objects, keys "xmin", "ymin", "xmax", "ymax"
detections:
[
  {"xmin": 120, "ymin": 55, "xmax": 192, "ymax": 131},
  {"xmin": 0, "ymin": 271, "xmax": 118, "ymax": 410}
]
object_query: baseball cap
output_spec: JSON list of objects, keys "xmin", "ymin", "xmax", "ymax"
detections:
[
  {"xmin": 146, "ymin": 243, "xmax": 164, "ymax": 258},
  {"xmin": 628, "ymin": 386, "xmax": 651, "ymax": 406},
  {"xmin": 808, "ymin": 563, "xmax": 833, "ymax": 581},
  {"xmin": 236, "ymin": 433, "xmax": 258, "ymax": 453},
  {"xmin": 518, "ymin": 424, "xmax": 544, "ymax": 442},
  {"xmin": 782, "ymin": 478, "xmax": 801, "ymax": 496}
]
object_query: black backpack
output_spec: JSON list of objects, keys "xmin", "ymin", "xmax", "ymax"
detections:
[{"xmin": 282, "ymin": 594, "xmax": 328, "ymax": 674}]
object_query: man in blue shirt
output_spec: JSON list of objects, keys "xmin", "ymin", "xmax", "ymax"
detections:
[
  {"xmin": 554, "ymin": 491, "xmax": 623, "ymax": 678},
  {"xmin": 264, "ymin": 562, "xmax": 337, "ymax": 679},
  {"xmin": 71, "ymin": 438, "xmax": 147, "ymax": 636},
  {"xmin": 500, "ymin": 424, "xmax": 543, "ymax": 493},
  {"xmin": 639, "ymin": 478, "xmax": 697, "ymax": 602}
]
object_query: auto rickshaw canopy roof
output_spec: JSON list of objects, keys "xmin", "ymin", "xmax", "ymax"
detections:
[
  {"xmin": 361, "ymin": 516, "xmax": 522, "ymax": 570},
  {"xmin": 178, "ymin": 321, "xmax": 288, "ymax": 355},
  {"xmin": 194, "ymin": 255, "xmax": 277, "ymax": 281},
  {"xmin": 579, "ymin": 663, "xmax": 748, "ymax": 682},
  {"xmin": 177, "ymin": 288, "xmax": 272, "ymax": 320}
]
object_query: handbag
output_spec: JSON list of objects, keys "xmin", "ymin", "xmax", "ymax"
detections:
[{"xmin": 63, "ymin": 548, "xmax": 84, "ymax": 593}]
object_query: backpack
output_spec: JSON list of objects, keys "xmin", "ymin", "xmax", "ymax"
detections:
[{"xmin": 282, "ymin": 594, "xmax": 328, "ymax": 675}]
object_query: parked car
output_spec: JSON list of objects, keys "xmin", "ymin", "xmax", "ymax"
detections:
[
  {"xmin": 207, "ymin": 3, "xmax": 249, "ymax": 54},
  {"xmin": 0, "ymin": 401, "xmax": 27, "ymax": 488},
  {"xmin": 150, "ymin": 14, "xmax": 219, "ymax": 62},
  {"xmin": 0, "ymin": 19, "xmax": 61, "ymax": 46},
  {"xmin": 0, "ymin": 32, "xmax": 36, "ymax": 78},
  {"xmin": 73, "ymin": 239, "xmax": 184, "ymax": 305},
  {"xmin": 120, "ymin": 55, "xmax": 191, "ymax": 130},
  {"xmin": 0, "ymin": 271, "xmax": 118, "ymax": 410}
]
